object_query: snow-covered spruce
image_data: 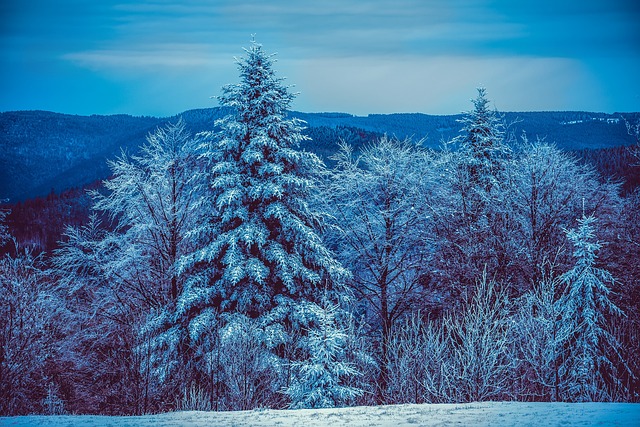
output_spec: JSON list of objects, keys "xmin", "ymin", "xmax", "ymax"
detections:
[
  {"xmin": 429, "ymin": 87, "xmax": 516, "ymax": 291},
  {"xmin": 177, "ymin": 39, "xmax": 347, "ymax": 319},
  {"xmin": 162, "ymin": 39, "xmax": 353, "ymax": 409},
  {"xmin": 285, "ymin": 300, "xmax": 362, "ymax": 408},
  {"xmin": 558, "ymin": 214, "xmax": 624, "ymax": 402},
  {"xmin": 454, "ymin": 86, "xmax": 510, "ymax": 196}
]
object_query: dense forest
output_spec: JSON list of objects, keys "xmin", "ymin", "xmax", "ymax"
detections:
[{"xmin": 1, "ymin": 41, "xmax": 639, "ymax": 416}]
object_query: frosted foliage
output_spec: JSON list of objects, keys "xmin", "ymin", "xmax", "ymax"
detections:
[
  {"xmin": 177, "ymin": 38, "xmax": 347, "ymax": 326},
  {"xmin": 445, "ymin": 274, "xmax": 513, "ymax": 402},
  {"xmin": 187, "ymin": 307, "xmax": 218, "ymax": 344},
  {"xmin": 324, "ymin": 137, "xmax": 429, "ymax": 399},
  {"xmin": 426, "ymin": 87, "xmax": 518, "ymax": 292},
  {"xmin": 326, "ymin": 137, "xmax": 429, "ymax": 304},
  {"xmin": 455, "ymin": 87, "xmax": 510, "ymax": 194},
  {"xmin": 42, "ymin": 383, "xmax": 65, "ymax": 415},
  {"xmin": 626, "ymin": 118, "xmax": 640, "ymax": 162},
  {"xmin": 93, "ymin": 118, "xmax": 202, "ymax": 308},
  {"xmin": 512, "ymin": 276, "xmax": 569, "ymax": 401},
  {"xmin": 286, "ymin": 302, "xmax": 362, "ymax": 409},
  {"xmin": 52, "ymin": 120, "xmax": 204, "ymax": 414},
  {"xmin": 559, "ymin": 215, "xmax": 623, "ymax": 402},
  {"xmin": 386, "ymin": 315, "xmax": 451, "ymax": 404},
  {"xmin": 218, "ymin": 314, "xmax": 282, "ymax": 411},
  {"xmin": 506, "ymin": 137, "xmax": 619, "ymax": 288},
  {"xmin": 0, "ymin": 249, "xmax": 54, "ymax": 415},
  {"xmin": 384, "ymin": 276, "xmax": 514, "ymax": 404}
]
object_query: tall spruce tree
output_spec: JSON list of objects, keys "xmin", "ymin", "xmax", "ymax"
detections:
[
  {"xmin": 455, "ymin": 86, "xmax": 509, "ymax": 197},
  {"xmin": 432, "ymin": 88, "xmax": 515, "ymax": 291},
  {"xmin": 174, "ymin": 38, "xmax": 348, "ymax": 370},
  {"xmin": 558, "ymin": 214, "xmax": 623, "ymax": 401}
]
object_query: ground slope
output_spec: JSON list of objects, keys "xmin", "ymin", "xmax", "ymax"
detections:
[{"xmin": 2, "ymin": 402, "xmax": 639, "ymax": 427}]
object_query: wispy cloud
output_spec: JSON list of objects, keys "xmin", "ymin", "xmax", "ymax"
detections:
[
  {"xmin": 291, "ymin": 54, "xmax": 594, "ymax": 115},
  {"xmin": 63, "ymin": 43, "xmax": 228, "ymax": 73}
]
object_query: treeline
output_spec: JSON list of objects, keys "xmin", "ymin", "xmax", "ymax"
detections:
[
  {"xmin": 575, "ymin": 145, "xmax": 640, "ymax": 194},
  {"xmin": 1, "ymin": 41, "xmax": 639, "ymax": 416},
  {"xmin": 2, "ymin": 185, "xmax": 98, "ymax": 255},
  {"xmin": 3, "ymin": 135, "xmax": 637, "ymax": 258}
]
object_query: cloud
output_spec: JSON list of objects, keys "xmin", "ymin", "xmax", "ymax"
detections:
[
  {"xmin": 63, "ymin": 43, "xmax": 225, "ymax": 73},
  {"xmin": 289, "ymin": 55, "xmax": 596, "ymax": 114},
  {"xmin": 68, "ymin": 0, "xmax": 523, "ymax": 60}
]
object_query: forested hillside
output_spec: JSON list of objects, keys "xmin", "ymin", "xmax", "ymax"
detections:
[
  {"xmin": 1, "ymin": 108, "xmax": 638, "ymax": 203},
  {"xmin": 0, "ymin": 112, "xmax": 162, "ymax": 202}
]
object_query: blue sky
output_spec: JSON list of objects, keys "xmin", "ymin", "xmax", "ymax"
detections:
[{"xmin": 1, "ymin": 0, "xmax": 639, "ymax": 116}]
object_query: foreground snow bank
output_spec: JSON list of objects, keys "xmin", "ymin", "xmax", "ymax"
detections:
[{"xmin": 2, "ymin": 402, "xmax": 639, "ymax": 427}]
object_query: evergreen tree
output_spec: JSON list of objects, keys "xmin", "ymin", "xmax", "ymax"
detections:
[
  {"xmin": 286, "ymin": 301, "xmax": 362, "ymax": 408},
  {"xmin": 558, "ymin": 214, "xmax": 623, "ymax": 401},
  {"xmin": 177, "ymin": 39, "xmax": 346, "ymax": 323},
  {"xmin": 454, "ymin": 87, "xmax": 510, "ymax": 197},
  {"xmin": 432, "ymin": 88, "xmax": 515, "ymax": 291},
  {"xmin": 169, "ymin": 39, "xmax": 349, "ymax": 407}
]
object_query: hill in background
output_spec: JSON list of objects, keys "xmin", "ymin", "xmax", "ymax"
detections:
[{"xmin": 1, "ymin": 108, "xmax": 638, "ymax": 202}]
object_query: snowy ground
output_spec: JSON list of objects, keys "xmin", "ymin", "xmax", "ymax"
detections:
[{"xmin": 2, "ymin": 402, "xmax": 639, "ymax": 427}]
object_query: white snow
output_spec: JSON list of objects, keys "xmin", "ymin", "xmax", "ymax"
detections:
[{"xmin": 2, "ymin": 402, "xmax": 639, "ymax": 427}]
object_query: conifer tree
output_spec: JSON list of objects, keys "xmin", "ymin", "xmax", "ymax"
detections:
[
  {"xmin": 433, "ymin": 87, "xmax": 515, "ymax": 290},
  {"xmin": 286, "ymin": 301, "xmax": 362, "ymax": 408},
  {"xmin": 455, "ymin": 87, "xmax": 510, "ymax": 197},
  {"xmin": 174, "ymin": 38, "xmax": 348, "ymax": 377},
  {"xmin": 558, "ymin": 214, "xmax": 623, "ymax": 401}
]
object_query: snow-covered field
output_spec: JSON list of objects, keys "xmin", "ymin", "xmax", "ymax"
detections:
[{"xmin": 2, "ymin": 402, "xmax": 639, "ymax": 427}]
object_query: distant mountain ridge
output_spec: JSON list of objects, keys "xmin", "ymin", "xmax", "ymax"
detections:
[{"xmin": 1, "ymin": 108, "xmax": 638, "ymax": 202}]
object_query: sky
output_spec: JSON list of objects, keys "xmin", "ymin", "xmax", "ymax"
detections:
[{"xmin": 1, "ymin": 0, "xmax": 639, "ymax": 117}]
